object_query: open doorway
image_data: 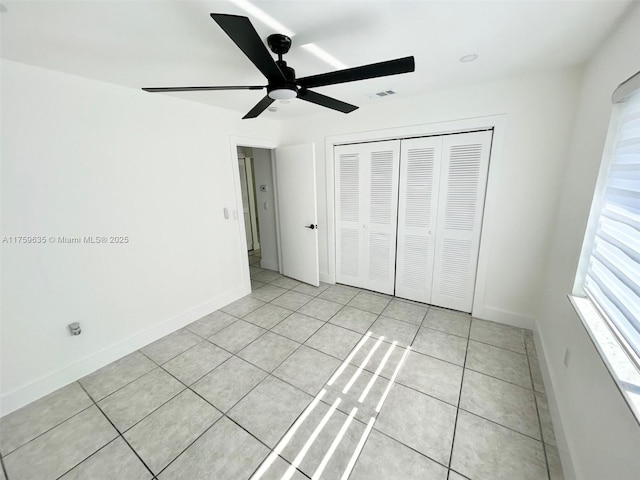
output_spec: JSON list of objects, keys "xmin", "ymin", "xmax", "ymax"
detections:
[{"xmin": 236, "ymin": 146, "xmax": 279, "ymax": 273}]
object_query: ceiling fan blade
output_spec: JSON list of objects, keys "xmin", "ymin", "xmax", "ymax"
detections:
[
  {"xmin": 211, "ymin": 14, "xmax": 285, "ymax": 82},
  {"xmin": 243, "ymin": 95, "xmax": 275, "ymax": 119},
  {"xmin": 142, "ymin": 86, "xmax": 264, "ymax": 93},
  {"xmin": 298, "ymin": 89, "xmax": 358, "ymax": 114},
  {"xmin": 296, "ymin": 56, "xmax": 415, "ymax": 89}
]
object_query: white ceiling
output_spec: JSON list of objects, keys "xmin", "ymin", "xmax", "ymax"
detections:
[{"xmin": 0, "ymin": 0, "xmax": 634, "ymax": 120}]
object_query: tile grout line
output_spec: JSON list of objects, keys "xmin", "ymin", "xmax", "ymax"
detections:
[
  {"xmin": 52, "ymin": 437, "xmax": 136, "ymax": 480},
  {"xmin": 527, "ymin": 350, "xmax": 552, "ymax": 480},
  {"xmin": 446, "ymin": 312, "xmax": 472, "ymax": 474},
  {"xmin": 130, "ymin": 356, "xmax": 272, "ymax": 478},
  {"xmin": 244, "ymin": 321, "xmax": 375, "ymax": 478},
  {"xmin": 79, "ymin": 354, "xmax": 158, "ymax": 403},
  {"xmin": 462, "ymin": 365, "xmax": 538, "ymax": 392},
  {"xmin": 371, "ymin": 427, "xmax": 452, "ymax": 472},
  {"xmin": 152, "ymin": 413, "xmax": 227, "ymax": 477},
  {"xmin": 6, "ymin": 270, "xmax": 540, "ymax": 479},
  {"xmin": 298, "ymin": 324, "xmax": 541, "ymax": 403},
  {"xmin": 75, "ymin": 381, "xmax": 157, "ymax": 479},
  {"xmin": 0, "ymin": 454, "xmax": 8, "ymax": 480},
  {"xmin": 0, "ymin": 400, "xmax": 96, "ymax": 458},
  {"xmin": 468, "ymin": 336, "xmax": 528, "ymax": 356},
  {"xmin": 251, "ymin": 328, "xmax": 404, "ymax": 479},
  {"xmin": 455, "ymin": 407, "xmax": 544, "ymax": 443},
  {"xmin": 344, "ymin": 350, "xmax": 413, "ymax": 479}
]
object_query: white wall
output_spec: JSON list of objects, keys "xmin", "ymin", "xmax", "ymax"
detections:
[
  {"xmin": 280, "ymin": 67, "xmax": 582, "ymax": 327},
  {"xmin": 536, "ymin": 5, "xmax": 640, "ymax": 480},
  {"xmin": 0, "ymin": 60, "xmax": 280, "ymax": 415},
  {"xmin": 251, "ymin": 147, "xmax": 279, "ymax": 271}
]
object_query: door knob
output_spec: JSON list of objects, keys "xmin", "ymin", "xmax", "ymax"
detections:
[{"xmin": 305, "ymin": 224, "xmax": 317, "ymax": 230}]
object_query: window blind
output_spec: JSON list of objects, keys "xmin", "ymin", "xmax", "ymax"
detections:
[{"xmin": 584, "ymin": 91, "xmax": 640, "ymax": 361}]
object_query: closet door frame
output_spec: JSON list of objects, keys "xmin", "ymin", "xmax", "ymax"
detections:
[{"xmin": 325, "ymin": 115, "xmax": 506, "ymax": 318}]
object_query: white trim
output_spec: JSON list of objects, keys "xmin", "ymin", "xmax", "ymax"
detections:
[
  {"xmin": 612, "ymin": 70, "xmax": 640, "ymax": 103},
  {"xmin": 0, "ymin": 285, "xmax": 248, "ymax": 417},
  {"xmin": 569, "ymin": 295, "xmax": 640, "ymax": 425},
  {"xmin": 244, "ymin": 157, "xmax": 261, "ymax": 251},
  {"xmin": 259, "ymin": 259, "xmax": 279, "ymax": 271},
  {"xmin": 319, "ymin": 272, "xmax": 332, "ymax": 284},
  {"xmin": 473, "ymin": 306, "xmax": 535, "ymax": 330},
  {"xmin": 271, "ymin": 149, "xmax": 284, "ymax": 275},
  {"xmin": 324, "ymin": 115, "xmax": 507, "ymax": 316},
  {"xmin": 533, "ymin": 324, "xmax": 577, "ymax": 480}
]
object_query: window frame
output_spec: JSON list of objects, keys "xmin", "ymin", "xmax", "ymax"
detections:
[{"xmin": 571, "ymin": 88, "xmax": 640, "ymax": 425}]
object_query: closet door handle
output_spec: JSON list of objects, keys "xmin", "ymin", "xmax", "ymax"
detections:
[{"xmin": 305, "ymin": 224, "xmax": 317, "ymax": 230}]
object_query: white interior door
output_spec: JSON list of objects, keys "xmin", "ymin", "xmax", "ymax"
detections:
[
  {"xmin": 238, "ymin": 157, "xmax": 253, "ymax": 250},
  {"xmin": 274, "ymin": 143, "xmax": 319, "ymax": 286},
  {"xmin": 335, "ymin": 141, "xmax": 400, "ymax": 294},
  {"xmin": 431, "ymin": 130, "xmax": 492, "ymax": 312},
  {"xmin": 395, "ymin": 136, "xmax": 443, "ymax": 303}
]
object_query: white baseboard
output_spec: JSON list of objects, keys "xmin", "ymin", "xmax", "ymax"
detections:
[
  {"xmin": 0, "ymin": 286, "xmax": 248, "ymax": 417},
  {"xmin": 319, "ymin": 272, "xmax": 332, "ymax": 284},
  {"xmin": 533, "ymin": 326, "xmax": 577, "ymax": 480},
  {"xmin": 472, "ymin": 306, "xmax": 535, "ymax": 329},
  {"xmin": 260, "ymin": 259, "xmax": 279, "ymax": 271}
]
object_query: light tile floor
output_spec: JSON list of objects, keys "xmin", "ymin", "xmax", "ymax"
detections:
[{"xmin": 0, "ymin": 250, "xmax": 565, "ymax": 479}]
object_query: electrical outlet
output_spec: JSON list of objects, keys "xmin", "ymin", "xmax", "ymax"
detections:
[{"xmin": 564, "ymin": 348, "xmax": 571, "ymax": 368}]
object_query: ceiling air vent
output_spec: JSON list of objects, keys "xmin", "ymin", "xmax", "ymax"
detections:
[{"xmin": 367, "ymin": 90, "xmax": 397, "ymax": 100}]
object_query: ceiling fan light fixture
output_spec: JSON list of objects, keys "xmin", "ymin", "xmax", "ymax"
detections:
[{"xmin": 268, "ymin": 88, "xmax": 297, "ymax": 100}]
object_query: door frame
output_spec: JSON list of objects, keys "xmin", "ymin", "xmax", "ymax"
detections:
[
  {"xmin": 324, "ymin": 115, "xmax": 506, "ymax": 319},
  {"xmin": 237, "ymin": 155, "xmax": 260, "ymax": 251},
  {"xmin": 229, "ymin": 136, "xmax": 280, "ymax": 293}
]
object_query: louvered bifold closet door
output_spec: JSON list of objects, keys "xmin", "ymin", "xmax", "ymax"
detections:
[
  {"xmin": 395, "ymin": 137, "xmax": 443, "ymax": 303},
  {"xmin": 431, "ymin": 131, "xmax": 492, "ymax": 312},
  {"xmin": 336, "ymin": 144, "xmax": 365, "ymax": 288},
  {"xmin": 335, "ymin": 141, "xmax": 401, "ymax": 293},
  {"xmin": 366, "ymin": 141, "xmax": 401, "ymax": 294}
]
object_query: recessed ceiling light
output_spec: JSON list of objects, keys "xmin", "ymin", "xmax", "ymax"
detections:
[
  {"xmin": 459, "ymin": 54, "xmax": 479, "ymax": 63},
  {"xmin": 300, "ymin": 43, "xmax": 347, "ymax": 70},
  {"xmin": 267, "ymin": 106, "xmax": 278, "ymax": 112},
  {"xmin": 229, "ymin": 0, "xmax": 295, "ymax": 38}
]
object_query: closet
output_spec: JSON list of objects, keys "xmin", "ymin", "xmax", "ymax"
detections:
[{"xmin": 335, "ymin": 130, "xmax": 492, "ymax": 313}]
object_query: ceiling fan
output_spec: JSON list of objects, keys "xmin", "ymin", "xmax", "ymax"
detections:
[{"xmin": 142, "ymin": 13, "xmax": 415, "ymax": 119}]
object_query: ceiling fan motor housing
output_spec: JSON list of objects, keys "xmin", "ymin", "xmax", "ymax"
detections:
[
  {"xmin": 267, "ymin": 33, "xmax": 292, "ymax": 56},
  {"xmin": 268, "ymin": 59, "xmax": 298, "ymax": 99}
]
